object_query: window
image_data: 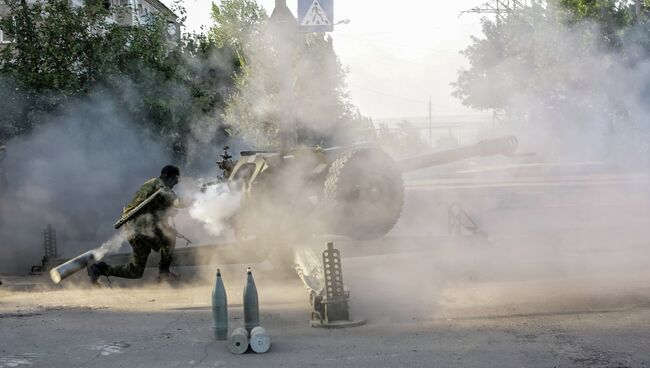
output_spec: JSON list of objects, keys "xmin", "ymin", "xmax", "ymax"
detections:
[
  {"xmin": 167, "ymin": 21, "xmax": 177, "ymax": 36},
  {"xmin": 0, "ymin": 17, "xmax": 12, "ymax": 44},
  {"xmin": 84, "ymin": 0, "xmax": 111, "ymax": 9}
]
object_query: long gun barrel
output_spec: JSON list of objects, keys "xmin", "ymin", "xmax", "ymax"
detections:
[{"xmin": 397, "ymin": 135, "xmax": 518, "ymax": 173}]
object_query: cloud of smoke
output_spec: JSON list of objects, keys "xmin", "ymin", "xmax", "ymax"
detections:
[
  {"xmin": 335, "ymin": 10, "xmax": 650, "ymax": 321},
  {"xmin": 223, "ymin": 16, "xmax": 362, "ymax": 150},
  {"xmin": 188, "ymin": 183, "xmax": 242, "ymax": 237},
  {"xmin": 5, "ymin": 5, "xmax": 648, "ymax": 330},
  {"xmin": 456, "ymin": 12, "xmax": 650, "ymax": 166},
  {"xmin": 92, "ymin": 233, "xmax": 126, "ymax": 261},
  {"xmin": 1, "ymin": 9, "xmax": 648, "ymax": 339},
  {"xmin": 0, "ymin": 91, "xmax": 173, "ymax": 273},
  {"xmin": 0, "ymin": 28, "xmax": 249, "ymax": 275}
]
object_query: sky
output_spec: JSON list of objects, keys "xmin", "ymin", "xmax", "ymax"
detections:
[{"xmin": 165, "ymin": 0, "xmax": 490, "ymax": 120}]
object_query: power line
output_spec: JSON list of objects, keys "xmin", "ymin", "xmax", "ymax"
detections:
[
  {"xmin": 334, "ymin": 34, "xmax": 448, "ymax": 54},
  {"xmin": 347, "ymin": 84, "xmax": 429, "ymax": 104},
  {"xmin": 460, "ymin": 0, "xmax": 544, "ymax": 20}
]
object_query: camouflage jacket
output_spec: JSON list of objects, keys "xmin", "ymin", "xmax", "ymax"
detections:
[{"xmin": 123, "ymin": 178, "xmax": 178, "ymax": 238}]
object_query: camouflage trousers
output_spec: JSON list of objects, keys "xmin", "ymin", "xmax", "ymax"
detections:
[{"xmin": 106, "ymin": 231, "xmax": 176, "ymax": 279}]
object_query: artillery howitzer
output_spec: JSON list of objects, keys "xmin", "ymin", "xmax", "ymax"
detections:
[{"xmin": 206, "ymin": 136, "xmax": 518, "ymax": 241}]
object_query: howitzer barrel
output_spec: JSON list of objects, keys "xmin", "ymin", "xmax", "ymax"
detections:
[
  {"xmin": 49, "ymin": 250, "xmax": 96, "ymax": 284},
  {"xmin": 398, "ymin": 135, "xmax": 518, "ymax": 173}
]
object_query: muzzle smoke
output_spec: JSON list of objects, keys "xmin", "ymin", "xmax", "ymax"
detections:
[
  {"xmin": 92, "ymin": 233, "xmax": 126, "ymax": 261},
  {"xmin": 189, "ymin": 183, "xmax": 242, "ymax": 237}
]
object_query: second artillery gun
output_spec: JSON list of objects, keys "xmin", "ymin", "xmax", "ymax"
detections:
[{"xmin": 204, "ymin": 136, "xmax": 519, "ymax": 241}]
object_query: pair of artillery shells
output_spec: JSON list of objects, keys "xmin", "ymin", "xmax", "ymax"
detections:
[{"xmin": 228, "ymin": 326, "xmax": 270, "ymax": 354}]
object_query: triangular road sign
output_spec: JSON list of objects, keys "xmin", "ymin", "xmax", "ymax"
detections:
[{"xmin": 301, "ymin": 0, "xmax": 331, "ymax": 26}]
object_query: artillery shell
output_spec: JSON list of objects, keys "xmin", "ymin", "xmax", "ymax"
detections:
[
  {"xmin": 250, "ymin": 326, "xmax": 271, "ymax": 353},
  {"xmin": 211, "ymin": 269, "xmax": 228, "ymax": 341},
  {"xmin": 49, "ymin": 250, "xmax": 96, "ymax": 284},
  {"xmin": 228, "ymin": 327, "xmax": 249, "ymax": 355},
  {"xmin": 243, "ymin": 267, "xmax": 260, "ymax": 332}
]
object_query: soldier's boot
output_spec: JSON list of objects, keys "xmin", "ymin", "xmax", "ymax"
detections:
[
  {"xmin": 87, "ymin": 262, "xmax": 109, "ymax": 285},
  {"xmin": 156, "ymin": 270, "xmax": 180, "ymax": 284}
]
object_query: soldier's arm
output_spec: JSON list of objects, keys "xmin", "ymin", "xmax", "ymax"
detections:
[
  {"xmin": 159, "ymin": 188, "xmax": 192, "ymax": 209},
  {"xmin": 173, "ymin": 196, "xmax": 193, "ymax": 209}
]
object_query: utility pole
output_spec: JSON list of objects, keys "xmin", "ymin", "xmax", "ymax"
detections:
[{"xmin": 635, "ymin": 0, "xmax": 642, "ymax": 22}]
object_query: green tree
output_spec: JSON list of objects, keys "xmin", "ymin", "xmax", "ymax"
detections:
[
  {"xmin": 558, "ymin": 0, "xmax": 632, "ymax": 25},
  {"xmin": 211, "ymin": 0, "xmax": 364, "ymax": 149},
  {"xmin": 453, "ymin": 1, "xmax": 642, "ymax": 112},
  {"xmin": 453, "ymin": 0, "xmax": 650, "ymax": 157},
  {"xmin": 0, "ymin": 0, "xmax": 239, "ymax": 158},
  {"xmin": 209, "ymin": 0, "xmax": 267, "ymax": 53}
]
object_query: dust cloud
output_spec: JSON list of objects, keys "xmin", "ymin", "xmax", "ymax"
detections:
[
  {"xmin": 0, "ymin": 92, "xmax": 171, "ymax": 273},
  {"xmin": 340, "ymin": 14, "xmax": 650, "ymax": 321},
  {"xmin": 2, "ymin": 3, "xmax": 649, "ymax": 331},
  {"xmin": 457, "ymin": 14, "xmax": 650, "ymax": 166}
]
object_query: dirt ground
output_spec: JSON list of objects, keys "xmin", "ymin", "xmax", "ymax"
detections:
[{"xmin": 1, "ymin": 169, "xmax": 649, "ymax": 368}]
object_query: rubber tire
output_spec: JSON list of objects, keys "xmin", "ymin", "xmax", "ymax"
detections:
[{"xmin": 324, "ymin": 148, "xmax": 404, "ymax": 240}]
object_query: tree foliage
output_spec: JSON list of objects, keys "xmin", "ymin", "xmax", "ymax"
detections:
[
  {"xmin": 0, "ymin": 0, "xmax": 366, "ymax": 156},
  {"xmin": 209, "ymin": 0, "xmax": 267, "ymax": 53},
  {"xmin": 454, "ymin": 1, "xmax": 647, "ymax": 110},
  {"xmin": 211, "ymin": 0, "xmax": 364, "ymax": 149},
  {"xmin": 0, "ymin": 0, "xmax": 239, "ymax": 158},
  {"xmin": 453, "ymin": 0, "xmax": 650, "ymax": 157}
]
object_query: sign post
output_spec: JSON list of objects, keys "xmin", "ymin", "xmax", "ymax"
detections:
[{"xmin": 298, "ymin": 0, "xmax": 334, "ymax": 32}]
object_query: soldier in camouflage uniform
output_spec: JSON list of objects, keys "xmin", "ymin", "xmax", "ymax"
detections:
[{"xmin": 88, "ymin": 165, "xmax": 189, "ymax": 284}]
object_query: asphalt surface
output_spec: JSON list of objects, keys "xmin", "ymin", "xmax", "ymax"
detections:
[{"xmin": 1, "ymin": 170, "xmax": 649, "ymax": 368}]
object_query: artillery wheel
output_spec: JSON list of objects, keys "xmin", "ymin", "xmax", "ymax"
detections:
[{"xmin": 324, "ymin": 148, "xmax": 404, "ymax": 240}]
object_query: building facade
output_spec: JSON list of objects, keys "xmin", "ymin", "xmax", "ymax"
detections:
[{"xmin": 0, "ymin": 0, "xmax": 179, "ymax": 43}]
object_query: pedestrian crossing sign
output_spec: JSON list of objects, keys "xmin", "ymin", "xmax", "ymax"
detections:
[{"xmin": 298, "ymin": 0, "xmax": 334, "ymax": 32}]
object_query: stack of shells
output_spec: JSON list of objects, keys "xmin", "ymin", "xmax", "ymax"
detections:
[{"xmin": 212, "ymin": 267, "xmax": 271, "ymax": 354}]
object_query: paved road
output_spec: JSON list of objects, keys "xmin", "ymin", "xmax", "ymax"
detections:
[
  {"xmin": 1, "ymin": 236, "xmax": 649, "ymax": 368},
  {"xmin": 1, "ymin": 171, "xmax": 649, "ymax": 367}
]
